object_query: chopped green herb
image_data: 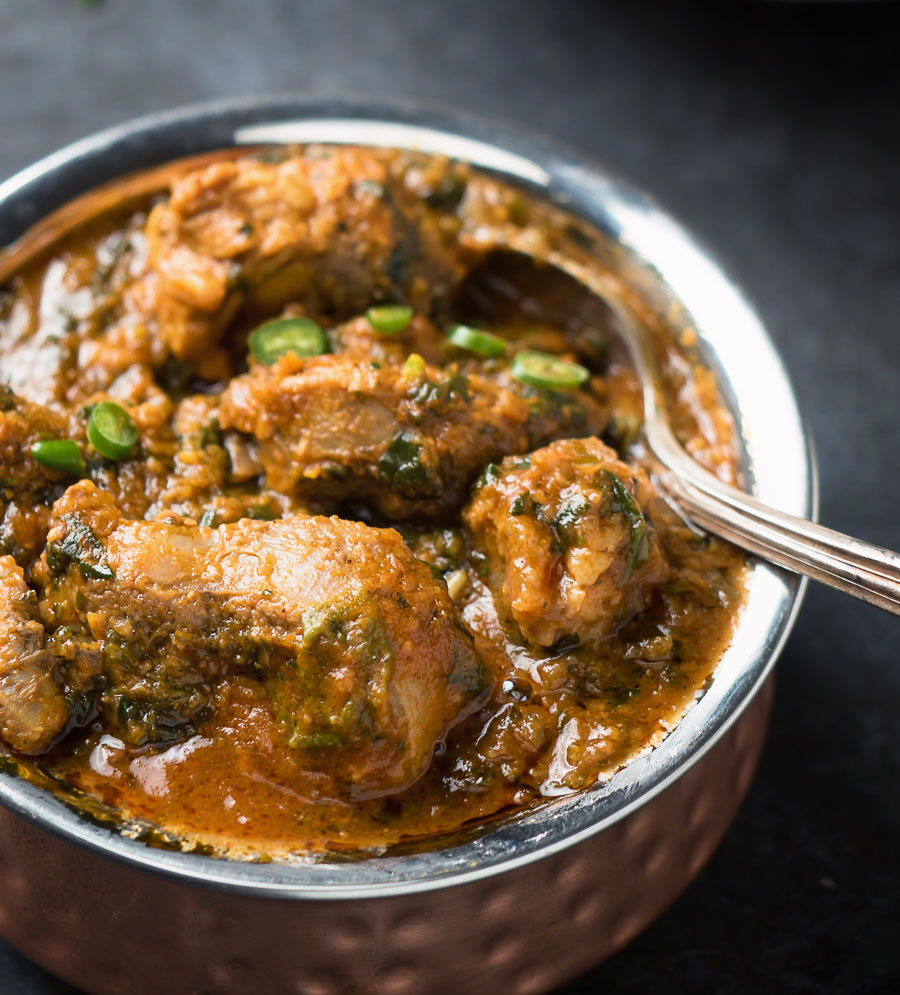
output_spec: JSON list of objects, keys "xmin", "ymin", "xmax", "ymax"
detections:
[
  {"xmin": 509, "ymin": 491, "xmax": 541, "ymax": 517},
  {"xmin": 605, "ymin": 472, "xmax": 650, "ymax": 579},
  {"xmin": 475, "ymin": 463, "xmax": 501, "ymax": 489},
  {"xmin": 447, "ymin": 324, "xmax": 506, "ymax": 358},
  {"xmin": 269, "ymin": 594, "xmax": 395, "ymax": 752},
  {"xmin": 550, "ymin": 495, "xmax": 591, "ymax": 553},
  {"xmin": 198, "ymin": 509, "xmax": 219, "ymax": 528},
  {"xmin": 603, "ymin": 411, "xmax": 641, "ymax": 453},
  {"xmin": 64, "ymin": 688, "xmax": 99, "ymax": 727},
  {"xmin": 87, "ymin": 401, "xmax": 138, "ymax": 460},
  {"xmin": 198, "ymin": 423, "xmax": 222, "ymax": 449},
  {"xmin": 409, "ymin": 368, "xmax": 470, "ymax": 408},
  {"xmin": 293, "ymin": 729, "xmax": 345, "ymax": 749},
  {"xmin": 110, "ymin": 686, "xmax": 208, "ymax": 747},
  {"xmin": 510, "ymin": 350, "xmax": 589, "ymax": 391},
  {"xmin": 246, "ymin": 504, "xmax": 278, "ymax": 521},
  {"xmin": 423, "ymin": 174, "xmax": 466, "ymax": 210},
  {"xmin": 377, "ymin": 432, "xmax": 438, "ymax": 498},
  {"xmin": 157, "ymin": 354, "xmax": 192, "ymax": 393},
  {"xmin": 602, "ymin": 684, "xmax": 641, "ymax": 707},
  {"xmin": 420, "ymin": 559, "xmax": 446, "ymax": 583},
  {"xmin": 366, "ymin": 304, "xmax": 413, "ymax": 335},
  {"xmin": 249, "ymin": 317, "xmax": 328, "ymax": 365},
  {"xmin": 45, "ymin": 515, "xmax": 114, "ymax": 580},
  {"xmin": 581, "ymin": 328, "xmax": 610, "ymax": 368},
  {"xmin": 31, "ymin": 439, "xmax": 85, "ymax": 477}
]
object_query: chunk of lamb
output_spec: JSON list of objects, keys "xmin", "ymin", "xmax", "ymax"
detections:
[
  {"xmin": 144, "ymin": 147, "xmax": 464, "ymax": 362},
  {"xmin": 219, "ymin": 352, "xmax": 602, "ymax": 519},
  {"xmin": 36, "ymin": 482, "xmax": 486, "ymax": 797},
  {"xmin": 464, "ymin": 438, "xmax": 668, "ymax": 648},
  {"xmin": 0, "ymin": 557, "xmax": 68, "ymax": 754}
]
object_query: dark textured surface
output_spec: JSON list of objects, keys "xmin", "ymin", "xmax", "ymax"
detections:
[{"xmin": 0, "ymin": 1, "xmax": 897, "ymax": 992}]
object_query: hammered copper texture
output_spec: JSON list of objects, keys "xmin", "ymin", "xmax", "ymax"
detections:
[{"xmin": 0, "ymin": 679, "xmax": 773, "ymax": 995}]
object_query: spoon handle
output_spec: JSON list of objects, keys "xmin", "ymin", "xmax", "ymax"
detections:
[{"xmin": 651, "ymin": 421, "xmax": 900, "ymax": 615}]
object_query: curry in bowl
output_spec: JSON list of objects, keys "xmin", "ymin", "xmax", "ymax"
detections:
[{"xmin": 0, "ymin": 145, "xmax": 744, "ymax": 858}]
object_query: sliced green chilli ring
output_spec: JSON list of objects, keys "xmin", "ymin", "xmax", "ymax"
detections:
[
  {"xmin": 447, "ymin": 324, "xmax": 507, "ymax": 358},
  {"xmin": 510, "ymin": 350, "xmax": 590, "ymax": 390},
  {"xmin": 366, "ymin": 304, "xmax": 413, "ymax": 335},
  {"xmin": 30, "ymin": 439, "xmax": 85, "ymax": 477},
  {"xmin": 87, "ymin": 401, "xmax": 139, "ymax": 460},
  {"xmin": 249, "ymin": 317, "xmax": 329, "ymax": 365}
]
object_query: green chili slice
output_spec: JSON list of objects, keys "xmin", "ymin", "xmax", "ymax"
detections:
[
  {"xmin": 30, "ymin": 439, "xmax": 85, "ymax": 477},
  {"xmin": 249, "ymin": 317, "xmax": 328, "ymax": 365},
  {"xmin": 366, "ymin": 304, "xmax": 413, "ymax": 335},
  {"xmin": 447, "ymin": 324, "xmax": 507, "ymax": 358},
  {"xmin": 87, "ymin": 401, "xmax": 138, "ymax": 460},
  {"xmin": 510, "ymin": 350, "xmax": 589, "ymax": 390}
]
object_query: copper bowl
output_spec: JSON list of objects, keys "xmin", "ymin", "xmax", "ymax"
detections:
[{"xmin": 0, "ymin": 97, "xmax": 814, "ymax": 994}]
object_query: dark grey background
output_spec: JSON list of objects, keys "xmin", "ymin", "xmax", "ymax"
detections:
[{"xmin": 1, "ymin": 1, "xmax": 898, "ymax": 992}]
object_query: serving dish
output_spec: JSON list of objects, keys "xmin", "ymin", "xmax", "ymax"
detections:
[{"xmin": 0, "ymin": 96, "xmax": 814, "ymax": 994}]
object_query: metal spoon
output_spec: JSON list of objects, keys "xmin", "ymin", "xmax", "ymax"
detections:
[{"xmin": 531, "ymin": 250, "xmax": 900, "ymax": 616}]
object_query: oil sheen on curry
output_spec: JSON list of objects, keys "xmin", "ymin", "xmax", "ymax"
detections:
[{"xmin": 0, "ymin": 145, "xmax": 744, "ymax": 858}]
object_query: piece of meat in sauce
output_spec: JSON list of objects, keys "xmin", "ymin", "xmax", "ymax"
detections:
[
  {"xmin": 34, "ymin": 481, "xmax": 486, "ymax": 797},
  {"xmin": 464, "ymin": 437, "xmax": 669, "ymax": 648},
  {"xmin": 145, "ymin": 147, "xmax": 464, "ymax": 363},
  {"xmin": 219, "ymin": 350, "xmax": 602, "ymax": 519},
  {"xmin": 0, "ymin": 556, "xmax": 68, "ymax": 754}
]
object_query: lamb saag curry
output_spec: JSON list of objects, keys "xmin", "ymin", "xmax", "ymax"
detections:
[{"xmin": 0, "ymin": 146, "xmax": 744, "ymax": 857}]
